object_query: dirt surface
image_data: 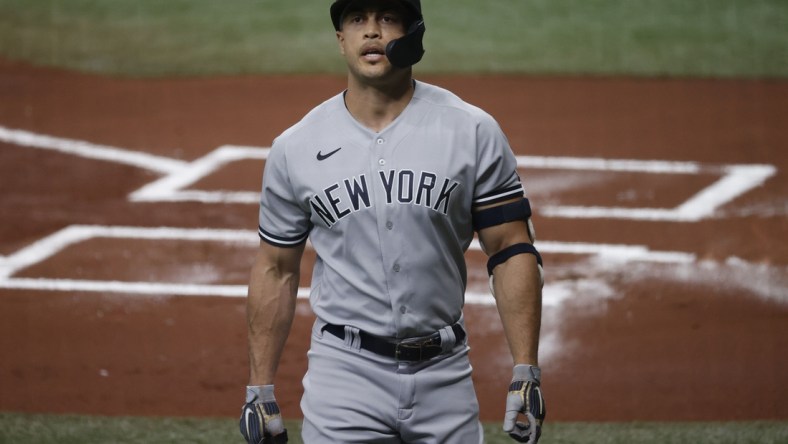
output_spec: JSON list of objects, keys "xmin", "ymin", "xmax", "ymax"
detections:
[{"xmin": 1, "ymin": 58, "xmax": 787, "ymax": 422}]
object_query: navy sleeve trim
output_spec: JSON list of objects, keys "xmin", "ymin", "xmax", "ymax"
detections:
[
  {"xmin": 258, "ymin": 225, "xmax": 309, "ymax": 248},
  {"xmin": 473, "ymin": 184, "xmax": 524, "ymax": 207}
]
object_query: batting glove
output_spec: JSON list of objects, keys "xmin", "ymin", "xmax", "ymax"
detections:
[
  {"xmin": 503, "ymin": 364, "xmax": 546, "ymax": 443},
  {"xmin": 240, "ymin": 385, "xmax": 288, "ymax": 444}
]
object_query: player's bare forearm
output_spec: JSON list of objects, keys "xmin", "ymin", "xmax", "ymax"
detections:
[
  {"xmin": 491, "ymin": 253, "xmax": 542, "ymax": 366},
  {"xmin": 477, "ymin": 218, "xmax": 542, "ymax": 366},
  {"xmin": 246, "ymin": 241, "xmax": 305, "ymax": 386}
]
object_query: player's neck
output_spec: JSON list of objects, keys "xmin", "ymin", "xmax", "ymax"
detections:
[{"xmin": 344, "ymin": 75, "xmax": 415, "ymax": 133}]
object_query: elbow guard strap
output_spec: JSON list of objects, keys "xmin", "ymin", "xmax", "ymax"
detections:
[
  {"xmin": 473, "ymin": 198, "xmax": 532, "ymax": 231},
  {"xmin": 487, "ymin": 243, "xmax": 542, "ymax": 276}
]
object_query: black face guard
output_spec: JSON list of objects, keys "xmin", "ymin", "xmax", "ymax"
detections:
[{"xmin": 385, "ymin": 18, "xmax": 425, "ymax": 68}]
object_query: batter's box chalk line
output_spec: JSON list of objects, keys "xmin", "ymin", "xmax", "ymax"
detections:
[
  {"xmin": 0, "ymin": 225, "xmax": 696, "ymax": 302},
  {"xmin": 0, "ymin": 125, "xmax": 777, "ymax": 221}
]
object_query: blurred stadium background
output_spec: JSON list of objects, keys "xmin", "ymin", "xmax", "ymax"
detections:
[{"xmin": 1, "ymin": 1, "xmax": 786, "ymax": 443}]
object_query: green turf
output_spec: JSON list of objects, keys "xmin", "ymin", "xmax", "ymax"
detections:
[
  {"xmin": 0, "ymin": 0, "xmax": 786, "ymax": 78},
  {"xmin": 1, "ymin": 413, "xmax": 787, "ymax": 444}
]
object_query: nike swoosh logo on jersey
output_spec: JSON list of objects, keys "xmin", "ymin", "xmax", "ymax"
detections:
[{"xmin": 316, "ymin": 147, "xmax": 342, "ymax": 161}]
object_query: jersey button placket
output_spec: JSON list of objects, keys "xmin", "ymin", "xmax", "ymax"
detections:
[
  {"xmin": 377, "ymin": 137, "xmax": 386, "ymax": 166},
  {"xmin": 372, "ymin": 133, "xmax": 402, "ymax": 330}
]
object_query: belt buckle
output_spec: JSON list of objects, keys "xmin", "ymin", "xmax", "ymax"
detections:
[{"xmin": 395, "ymin": 335, "xmax": 441, "ymax": 361}]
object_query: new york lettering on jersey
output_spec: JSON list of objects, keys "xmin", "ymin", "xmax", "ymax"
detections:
[{"xmin": 309, "ymin": 169, "xmax": 460, "ymax": 228}]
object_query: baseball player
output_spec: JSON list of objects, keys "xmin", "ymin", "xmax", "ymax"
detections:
[{"xmin": 240, "ymin": 0, "xmax": 546, "ymax": 442}]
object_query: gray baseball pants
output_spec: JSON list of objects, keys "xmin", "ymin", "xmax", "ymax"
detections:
[{"xmin": 300, "ymin": 320, "xmax": 484, "ymax": 443}]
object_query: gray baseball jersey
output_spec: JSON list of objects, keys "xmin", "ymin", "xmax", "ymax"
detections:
[{"xmin": 258, "ymin": 80, "xmax": 523, "ymax": 339}]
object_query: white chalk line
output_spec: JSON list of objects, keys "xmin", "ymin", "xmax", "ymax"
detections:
[
  {"xmin": 0, "ymin": 225, "xmax": 255, "ymax": 279},
  {"xmin": 540, "ymin": 164, "xmax": 777, "ymax": 221},
  {"xmin": 0, "ymin": 125, "xmax": 187, "ymax": 174},
  {"xmin": 0, "ymin": 225, "xmax": 696, "ymax": 302},
  {"xmin": 0, "ymin": 125, "xmax": 777, "ymax": 221},
  {"xmin": 129, "ymin": 145, "xmax": 268, "ymax": 202},
  {"xmin": 517, "ymin": 155, "xmax": 705, "ymax": 174},
  {"xmin": 0, "ymin": 277, "xmax": 542, "ymax": 307},
  {"xmin": 674, "ymin": 164, "xmax": 777, "ymax": 219},
  {"xmin": 131, "ymin": 145, "xmax": 777, "ymax": 223}
]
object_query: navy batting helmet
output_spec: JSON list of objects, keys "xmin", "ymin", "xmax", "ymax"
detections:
[{"xmin": 330, "ymin": 0, "xmax": 425, "ymax": 68}]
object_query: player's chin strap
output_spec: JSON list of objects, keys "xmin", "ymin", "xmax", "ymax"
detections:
[{"xmin": 386, "ymin": 19, "xmax": 425, "ymax": 68}]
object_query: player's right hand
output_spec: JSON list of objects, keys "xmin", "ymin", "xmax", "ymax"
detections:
[
  {"xmin": 503, "ymin": 365, "xmax": 545, "ymax": 443},
  {"xmin": 240, "ymin": 385, "xmax": 288, "ymax": 444}
]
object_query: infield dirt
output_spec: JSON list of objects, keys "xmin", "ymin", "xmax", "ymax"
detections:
[{"xmin": 1, "ymin": 58, "xmax": 786, "ymax": 421}]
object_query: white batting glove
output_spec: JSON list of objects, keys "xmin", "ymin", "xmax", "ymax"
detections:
[
  {"xmin": 240, "ymin": 385, "xmax": 288, "ymax": 444},
  {"xmin": 503, "ymin": 364, "xmax": 546, "ymax": 443}
]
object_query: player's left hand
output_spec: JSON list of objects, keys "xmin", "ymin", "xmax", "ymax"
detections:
[
  {"xmin": 240, "ymin": 385, "xmax": 288, "ymax": 444},
  {"xmin": 503, "ymin": 364, "xmax": 546, "ymax": 443}
]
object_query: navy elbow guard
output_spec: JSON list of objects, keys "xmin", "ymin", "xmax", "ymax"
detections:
[
  {"xmin": 473, "ymin": 198, "xmax": 537, "ymax": 243},
  {"xmin": 473, "ymin": 198, "xmax": 531, "ymax": 231},
  {"xmin": 487, "ymin": 243, "xmax": 542, "ymax": 276},
  {"xmin": 474, "ymin": 197, "xmax": 543, "ymax": 284}
]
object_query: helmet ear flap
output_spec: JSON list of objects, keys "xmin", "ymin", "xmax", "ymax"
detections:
[{"xmin": 385, "ymin": 19, "xmax": 426, "ymax": 68}]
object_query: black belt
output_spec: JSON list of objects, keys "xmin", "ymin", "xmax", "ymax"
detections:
[{"xmin": 322, "ymin": 323, "xmax": 466, "ymax": 362}]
